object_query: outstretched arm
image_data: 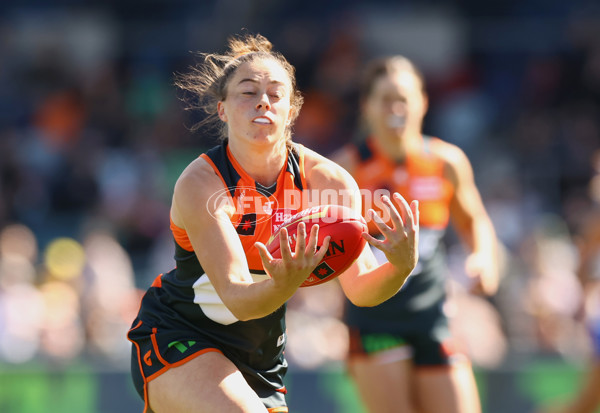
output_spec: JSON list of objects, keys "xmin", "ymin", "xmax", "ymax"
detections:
[
  {"xmin": 340, "ymin": 193, "xmax": 419, "ymax": 306},
  {"xmin": 442, "ymin": 142, "xmax": 499, "ymax": 295},
  {"xmin": 304, "ymin": 148, "xmax": 419, "ymax": 307},
  {"xmin": 172, "ymin": 157, "xmax": 328, "ymax": 321}
]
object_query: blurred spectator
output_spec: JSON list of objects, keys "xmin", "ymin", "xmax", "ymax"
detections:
[
  {"xmin": 81, "ymin": 229, "xmax": 142, "ymax": 364},
  {"xmin": 0, "ymin": 224, "xmax": 43, "ymax": 364},
  {"xmin": 521, "ymin": 216, "xmax": 587, "ymax": 358},
  {"xmin": 38, "ymin": 237, "xmax": 87, "ymax": 363},
  {"xmin": 537, "ymin": 150, "xmax": 600, "ymax": 413}
]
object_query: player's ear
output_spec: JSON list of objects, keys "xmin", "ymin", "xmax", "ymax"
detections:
[
  {"xmin": 217, "ymin": 101, "xmax": 228, "ymax": 122},
  {"xmin": 360, "ymin": 98, "xmax": 372, "ymax": 126},
  {"xmin": 421, "ymin": 92, "xmax": 429, "ymax": 115}
]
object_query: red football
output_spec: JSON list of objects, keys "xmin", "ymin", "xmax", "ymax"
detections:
[{"xmin": 266, "ymin": 204, "xmax": 368, "ymax": 287}]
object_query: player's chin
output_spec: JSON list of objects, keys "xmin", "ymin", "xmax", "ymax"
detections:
[{"xmin": 250, "ymin": 131, "xmax": 284, "ymax": 145}]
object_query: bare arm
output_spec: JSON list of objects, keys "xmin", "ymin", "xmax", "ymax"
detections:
[
  {"xmin": 305, "ymin": 148, "xmax": 419, "ymax": 307},
  {"xmin": 171, "ymin": 157, "xmax": 328, "ymax": 321},
  {"xmin": 440, "ymin": 142, "xmax": 499, "ymax": 295}
]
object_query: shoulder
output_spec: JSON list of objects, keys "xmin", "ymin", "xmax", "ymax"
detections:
[
  {"xmin": 428, "ymin": 137, "xmax": 468, "ymax": 165},
  {"xmin": 304, "ymin": 148, "xmax": 354, "ymax": 186},
  {"xmin": 427, "ymin": 137, "xmax": 474, "ymax": 183},
  {"xmin": 303, "ymin": 146, "xmax": 360, "ymax": 193},
  {"xmin": 172, "ymin": 155, "xmax": 232, "ymax": 226},
  {"xmin": 176, "ymin": 156, "xmax": 223, "ymax": 195}
]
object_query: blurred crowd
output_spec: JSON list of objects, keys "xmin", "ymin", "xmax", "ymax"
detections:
[{"xmin": 1, "ymin": 0, "xmax": 600, "ymax": 376}]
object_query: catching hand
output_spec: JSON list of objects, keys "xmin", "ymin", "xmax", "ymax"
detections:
[{"xmin": 364, "ymin": 193, "xmax": 419, "ymax": 275}]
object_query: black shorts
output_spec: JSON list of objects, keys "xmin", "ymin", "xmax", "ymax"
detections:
[
  {"xmin": 127, "ymin": 283, "xmax": 288, "ymax": 412},
  {"xmin": 347, "ymin": 303, "xmax": 467, "ymax": 367},
  {"xmin": 348, "ymin": 325, "xmax": 466, "ymax": 367}
]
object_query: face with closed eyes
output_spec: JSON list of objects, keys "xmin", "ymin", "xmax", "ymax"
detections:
[{"xmin": 217, "ymin": 58, "xmax": 294, "ymax": 146}]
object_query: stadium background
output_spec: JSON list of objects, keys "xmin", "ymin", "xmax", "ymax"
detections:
[{"xmin": 1, "ymin": 0, "xmax": 599, "ymax": 412}]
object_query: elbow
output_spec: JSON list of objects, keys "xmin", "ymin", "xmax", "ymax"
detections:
[
  {"xmin": 343, "ymin": 279, "xmax": 406, "ymax": 308},
  {"xmin": 349, "ymin": 297, "xmax": 387, "ymax": 308},
  {"xmin": 213, "ymin": 291, "xmax": 257, "ymax": 322},
  {"xmin": 200, "ymin": 300, "xmax": 259, "ymax": 324},
  {"xmin": 226, "ymin": 301, "xmax": 277, "ymax": 322},
  {"xmin": 349, "ymin": 299, "xmax": 375, "ymax": 308},
  {"xmin": 227, "ymin": 305, "xmax": 261, "ymax": 322},
  {"xmin": 230, "ymin": 308, "xmax": 250, "ymax": 322},
  {"xmin": 234, "ymin": 314, "xmax": 255, "ymax": 322},
  {"xmin": 218, "ymin": 281, "xmax": 288, "ymax": 322},
  {"xmin": 345, "ymin": 291, "xmax": 387, "ymax": 308}
]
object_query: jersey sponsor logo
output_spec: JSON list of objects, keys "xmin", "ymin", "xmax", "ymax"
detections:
[
  {"xmin": 271, "ymin": 208, "xmax": 296, "ymax": 233},
  {"xmin": 270, "ymin": 205, "xmax": 330, "ymax": 238}
]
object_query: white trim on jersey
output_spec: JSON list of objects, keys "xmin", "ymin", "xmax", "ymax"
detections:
[{"xmin": 192, "ymin": 272, "xmax": 271, "ymax": 325}]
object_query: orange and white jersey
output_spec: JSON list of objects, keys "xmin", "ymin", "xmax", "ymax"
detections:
[
  {"xmin": 343, "ymin": 136, "xmax": 456, "ymax": 332},
  {"xmin": 168, "ymin": 141, "xmax": 306, "ymax": 325},
  {"xmin": 128, "ymin": 142, "xmax": 307, "ymax": 411},
  {"xmin": 350, "ymin": 135, "xmax": 454, "ymax": 233}
]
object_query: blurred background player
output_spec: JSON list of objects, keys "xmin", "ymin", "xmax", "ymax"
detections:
[{"xmin": 331, "ymin": 55, "xmax": 500, "ymax": 413}]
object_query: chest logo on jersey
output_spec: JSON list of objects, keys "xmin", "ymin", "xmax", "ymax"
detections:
[
  {"xmin": 207, "ymin": 186, "xmax": 284, "ymax": 231},
  {"xmin": 236, "ymin": 213, "xmax": 257, "ymax": 235}
]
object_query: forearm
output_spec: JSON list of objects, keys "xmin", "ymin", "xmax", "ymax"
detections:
[
  {"xmin": 341, "ymin": 195, "xmax": 419, "ymax": 307},
  {"xmin": 221, "ymin": 277, "xmax": 295, "ymax": 321},
  {"xmin": 342, "ymin": 261, "xmax": 412, "ymax": 307},
  {"xmin": 457, "ymin": 213, "xmax": 496, "ymax": 260},
  {"xmin": 471, "ymin": 215, "xmax": 498, "ymax": 262},
  {"xmin": 195, "ymin": 236, "xmax": 295, "ymax": 321},
  {"xmin": 460, "ymin": 214, "xmax": 500, "ymax": 294}
]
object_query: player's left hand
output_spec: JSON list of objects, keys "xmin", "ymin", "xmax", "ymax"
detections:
[
  {"xmin": 363, "ymin": 193, "xmax": 419, "ymax": 275},
  {"xmin": 465, "ymin": 252, "xmax": 499, "ymax": 295}
]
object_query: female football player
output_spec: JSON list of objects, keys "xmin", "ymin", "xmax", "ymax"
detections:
[
  {"xmin": 332, "ymin": 55, "xmax": 499, "ymax": 413},
  {"xmin": 128, "ymin": 34, "xmax": 419, "ymax": 413}
]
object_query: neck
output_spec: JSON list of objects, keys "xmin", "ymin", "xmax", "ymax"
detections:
[
  {"xmin": 372, "ymin": 130, "xmax": 422, "ymax": 161},
  {"xmin": 228, "ymin": 139, "xmax": 288, "ymax": 186}
]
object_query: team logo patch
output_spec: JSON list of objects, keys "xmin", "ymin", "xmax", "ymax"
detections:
[
  {"xmin": 236, "ymin": 213, "xmax": 257, "ymax": 235},
  {"xmin": 143, "ymin": 350, "xmax": 152, "ymax": 366}
]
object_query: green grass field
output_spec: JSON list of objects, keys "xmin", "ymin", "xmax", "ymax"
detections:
[{"xmin": 0, "ymin": 357, "xmax": 596, "ymax": 413}]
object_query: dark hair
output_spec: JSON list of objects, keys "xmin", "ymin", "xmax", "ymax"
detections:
[
  {"xmin": 359, "ymin": 55, "xmax": 426, "ymax": 103},
  {"xmin": 175, "ymin": 33, "xmax": 303, "ymax": 141}
]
